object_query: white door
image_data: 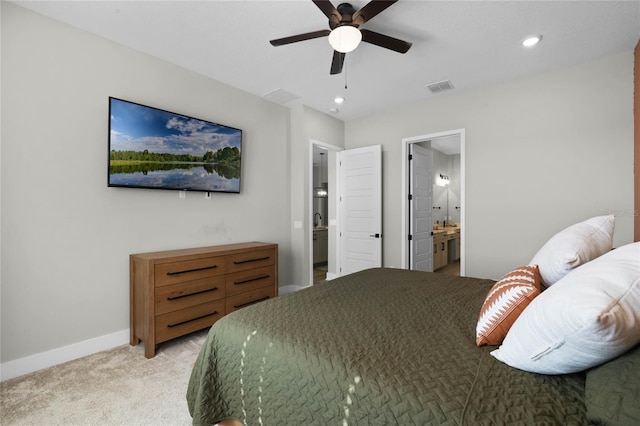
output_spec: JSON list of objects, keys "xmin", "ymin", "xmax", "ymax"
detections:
[
  {"xmin": 410, "ymin": 144, "xmax": 433, "ymax": 271},
  {"xmin": 338, "ymin": 145, "xmax": 382, "ymax": 275}
]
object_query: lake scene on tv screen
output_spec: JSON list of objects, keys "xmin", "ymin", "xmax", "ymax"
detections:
[{"xmin": 109, "ymin": 98, "xmax": 241, "ymax": 193}]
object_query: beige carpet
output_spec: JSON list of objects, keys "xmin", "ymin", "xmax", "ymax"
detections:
[{"xmin": 1, "ymin": 329, "xmax": 209, "ymax": 425}]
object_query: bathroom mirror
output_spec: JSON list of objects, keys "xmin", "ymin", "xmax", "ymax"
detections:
[{"xmin": 432, "ymin": 151, "xmax": 460, "ymax": 226}]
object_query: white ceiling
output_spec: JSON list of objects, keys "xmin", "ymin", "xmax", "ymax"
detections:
[
  {"xmin": 12, "ymin": 0, "xmax": 640, "ymax": 121},
  {"xmin": 431, "ymin": 135, "xmax": 460, "ymax": 155}
]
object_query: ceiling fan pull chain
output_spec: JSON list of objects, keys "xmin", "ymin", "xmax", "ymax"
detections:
[{"xmin": 345, "ymin": 58, "xmax": 348, "ymax": 90}]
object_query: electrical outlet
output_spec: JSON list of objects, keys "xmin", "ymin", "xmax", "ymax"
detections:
[
  {"xmin": 205, "ymin": 192, "xmax": 211, "ymax": 200},
  {"xmin": 179, "ymin": 190, "xmax": 186, "ymax": 199}
]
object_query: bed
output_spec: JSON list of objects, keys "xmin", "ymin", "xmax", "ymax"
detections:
[
  {"xmin": 186, "ymin": 267, "xmax": 637, "ymax": 425},
  {"xmin": 187, "ymin": 215, "xmax": 640, "ymax": 425}
]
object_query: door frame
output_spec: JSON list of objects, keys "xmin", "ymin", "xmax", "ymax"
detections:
[
  {"xmin": 309, "ymin": 139, "xmax": 343, "ymax": 286},
  {"xmin": 401, "ymin": 129, "xmax": 466, "ymax": 275}
]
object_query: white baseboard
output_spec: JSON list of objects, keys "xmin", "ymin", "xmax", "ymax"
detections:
[
  {"xmin": 325, "ymin": 272, "xmax": 339, "ymax": 281},
  {"xmin": 1, "ymin": 329, "xmax": 129, "ymax": 381}
]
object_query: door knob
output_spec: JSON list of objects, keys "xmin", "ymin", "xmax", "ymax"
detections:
[{"xmin": 369, "ymin": 233, "xmax": 381, "ymax": 238}]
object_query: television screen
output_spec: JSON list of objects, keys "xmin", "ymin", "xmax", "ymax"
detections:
[{"xmin": 108, "ymin": 97, "xmax": 242, "ymax": 193}]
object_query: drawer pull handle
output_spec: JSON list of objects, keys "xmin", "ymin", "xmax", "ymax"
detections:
[
  {"xmin": 166, "ymin": 265, "xmax": 218, "ymax": 276},
  {"xmin": 234, "ymin": 275, "xmax": 270, "ymax": 285},
  {"xmin": 233, "ymin": 256, "xmax": 270, "ymax": 265},
  {"xmin": 167, "ymin": 287, "xmax": 218, "ymax": 301},
  {"xmin": 234, "ymin": 296, "xmax": 270, "ymax": 309},
  {"xmin": 167, "ymin": 311, "xmax": 218, "ymax": 328}
]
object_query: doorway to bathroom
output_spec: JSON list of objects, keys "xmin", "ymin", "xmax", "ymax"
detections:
[
  {"xmin": 402, "ymin": 129, "xmax": 465, "ymax": 276},
  {"xmin": 312, "ymin": 144, "xmax": 330, "ymax": 284},
  {"xmin": 309, "ymin": 141, "xmax": 382, "ymax": 286}
]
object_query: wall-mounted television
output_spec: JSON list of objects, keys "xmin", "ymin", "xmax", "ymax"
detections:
[{"xmin": 108, "ymin": 97, "xmax": 242, "ymax": 193}]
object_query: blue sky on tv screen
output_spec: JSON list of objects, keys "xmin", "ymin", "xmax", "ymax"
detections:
[{"xmin": 109, "ymin": 99, "xmax": 241, "ymax": 157}]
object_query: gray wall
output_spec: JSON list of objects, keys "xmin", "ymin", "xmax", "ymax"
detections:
[
  {"xmin": 1, "ymin": 3, "xmax": 345, "ymax": 365},
  {"xmin": 0, "ymin": 3, "xmax": 297, "ymax": 363},
  {"xmin": 289, "ymin": 105, "xmax": 345, "ymax": 289},
  {"xmin": 345, "ymin": 51, "xmax": 634, "ymax": 279}
]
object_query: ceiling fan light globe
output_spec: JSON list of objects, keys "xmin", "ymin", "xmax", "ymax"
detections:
[{"xmin": 328, "ymin": 26, "xmax": 362, "ymax": 53}]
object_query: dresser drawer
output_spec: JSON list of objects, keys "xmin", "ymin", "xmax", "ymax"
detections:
[
  {"xmin": 155, "ymin": 256, "xmax": 226, "ymax": 287},
  {"xmin": 225, "ymin": 286, "xmax": 275, "ymax": 314},
  {"xmin": 155, "ymin": 276, "xmax": 225, "ymax": 315},
  {"xmin": 225, "ymin": 266, "xmax": 275, "ymax": 297},
  {"xmin": 226, "ymin": 249, "xmax": 276, "ymax": 273},
  {"xmin": 155, "ymin": 299, "xmax": 225, "ymax": 344}
]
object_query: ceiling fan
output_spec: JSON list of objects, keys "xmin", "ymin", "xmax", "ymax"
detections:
[{"xmin": 270, "ymin": 0, "xmax": 412, "ymax": 75}]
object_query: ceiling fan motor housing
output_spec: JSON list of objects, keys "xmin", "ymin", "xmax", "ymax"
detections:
[{"xmin": 331, "ymin": 3, "xmax": 358, "ymax": 29}]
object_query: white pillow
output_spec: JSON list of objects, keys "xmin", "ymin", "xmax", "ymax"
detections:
[
  {"xmin": 491, "ymin": 242, "xmax": 640, "ymax": 375},
  {"xmin": 529, "ymin": 215, "xmax": 614, "ymax": 287}
]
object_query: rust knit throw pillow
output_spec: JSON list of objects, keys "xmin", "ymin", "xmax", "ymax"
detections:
[{"xmin": 476, "ymin": 265, "xmax": 542, "ymax": 346}]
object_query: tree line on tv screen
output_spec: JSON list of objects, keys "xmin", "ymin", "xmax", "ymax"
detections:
[{"xmin": 110, "ymin": 146, "xmax": 240, "ymax": 165}]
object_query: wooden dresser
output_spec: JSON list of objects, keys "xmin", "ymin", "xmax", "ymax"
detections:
[{"xmin": 130, "ymin": 241, "xmax": 278, "ymax": 358}]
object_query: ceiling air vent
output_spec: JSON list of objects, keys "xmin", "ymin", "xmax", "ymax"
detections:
[
  {"xmin": 427, "ymin": 80, "xmax": 454, "ymax": 94},
  {"xmin": 263, "ymin": 88, "xmax": 301, "ymax": 105}
]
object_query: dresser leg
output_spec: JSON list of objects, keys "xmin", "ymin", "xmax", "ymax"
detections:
[
  {"xmin": 144, "ymin": 341, "xmax": 156, "ymax": 358},
  {"xmin": 130, "ymin": 323, "xmax": 139, "ymax": 346}
]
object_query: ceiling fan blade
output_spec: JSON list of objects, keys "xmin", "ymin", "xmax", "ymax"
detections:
[
  {"xmin": 352, "ymin": 0, "xmax": 397, "ymax": 26},
  {"xmin": 330, "ymin": 50, "xmax": 345, "ymax": 75},
  {"xmin": 312, "ymin": 0, "xmax": 341, "ymax": 20},
  {"xmin": 270, "ymin": 29, "xmax": 331, "ymax": 46},
  {"xmin": 360, "ymin": 29, "xmax": 412, "ymax": 53}
]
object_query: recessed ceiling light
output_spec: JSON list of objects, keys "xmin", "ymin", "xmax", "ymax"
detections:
[
  {"xmin": 334, "ymin": 96, "xmax": 345, "ymax": 104},
  {"xmin": 522, "ymin": 35, "xmax": 542, "ymax": 47},
  {"xmin": 329, "ymin": 107, "xmax": 339, "ymax": 113}
]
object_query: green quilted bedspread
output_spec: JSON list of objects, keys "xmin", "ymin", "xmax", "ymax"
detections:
[{"xmin": 187, "ymin": 268, "xmax": 586, "ymax": 425}]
